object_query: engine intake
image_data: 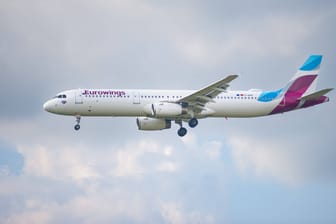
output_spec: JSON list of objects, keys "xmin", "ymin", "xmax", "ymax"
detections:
[{"xmin": 136, "ymin": 117, "xmax": 171, "ymax": 130}]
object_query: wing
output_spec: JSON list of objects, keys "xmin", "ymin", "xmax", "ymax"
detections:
[{"xmin": 176, "ymin": 75, "xmax": 238, "ymax": 112}]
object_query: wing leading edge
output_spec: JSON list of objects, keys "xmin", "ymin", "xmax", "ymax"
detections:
[{"xmin": 176, "ymin": 75, "xmax": 238, "ymax": 111}]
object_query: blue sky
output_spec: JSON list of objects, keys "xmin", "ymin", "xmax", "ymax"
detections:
[{"xmin": 0, "ymin": 0, "xmax": 336, "ymax": 223}]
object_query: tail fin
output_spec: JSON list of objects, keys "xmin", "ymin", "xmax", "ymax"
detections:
[
  {"xmin": 257, "ymin": 56, "xmax": 322, "ymax": 103},
  {"xmin": 282, "ymin": 55, "xmax": 322, "ymax": 97},
  {"xmin": 270, "ymin": 55, "xmax": 329, "ymax": 114}
]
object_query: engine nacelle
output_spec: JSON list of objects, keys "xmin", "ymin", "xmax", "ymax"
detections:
[
  {"xmin": 143, "ymin": 102, "xmax": 186, "ymax": 117},
  {"xmin": 136, "ymin": 117, "xmax": 171, "ymax": 130}
]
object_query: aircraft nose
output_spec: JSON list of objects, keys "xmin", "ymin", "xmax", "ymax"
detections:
[{"xmin": 43, "ymin": 100, "xmax": 53, "ymax": 112}]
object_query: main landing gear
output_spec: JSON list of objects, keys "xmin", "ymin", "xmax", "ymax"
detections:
[
  {"xmin": 188, "ymin": 118, "xmax": 198, "ymax": 128},
  {"xmin": 74, "ymin": 115, "xmax": 81, "ymax": 131},
  {"xmin": 178, "ymin": 127, "xmax": 187, "ymax": 137},
  {"xmin": 176, "ymin": 118, "xmax": 199, "ymax": 137}
]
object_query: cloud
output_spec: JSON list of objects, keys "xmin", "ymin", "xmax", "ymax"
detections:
[
  {"xmin": 4, "ymin": 210, "xmax": 52, "ymax": 224},
  {"xmin": 0, "ymin": 0, "xmax": 336, "ymax": 223},
  {"xmin": 160, "ymin": 201, "xmax": 215, "ymax": 224},
  {"xmin": 18, "ymin": 144, "xmax": 99, "ymax": 181},
  {"xmin": 225, "ymin": 106, "xmax": 336, "ymax": 186},
  {"xmin": 228, "ymin": 135, "xmax": 304, "ymax": 185},
  {"xmin": 0, "ymin": 135, "xmax": 229, "ymax": 223}
]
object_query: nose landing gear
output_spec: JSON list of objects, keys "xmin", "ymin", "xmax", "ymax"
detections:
[{"xmin": 74, "ymin": 115, "xmax": 81, "ymax": 131}]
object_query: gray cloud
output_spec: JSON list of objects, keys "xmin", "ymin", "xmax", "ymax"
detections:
[{"xmin": 0, "ymin": 0, "xmax": 336, "ymax": 223}]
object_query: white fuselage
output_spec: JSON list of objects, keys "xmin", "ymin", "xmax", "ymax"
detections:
[{"xmin": 43, "ymin": 88, "xmax": 279, "ymax": 118}]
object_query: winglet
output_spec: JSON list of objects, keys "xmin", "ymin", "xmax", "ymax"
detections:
[{"xmin": 299, "ymin": 55, "xmax": 322, "ymax": 71}]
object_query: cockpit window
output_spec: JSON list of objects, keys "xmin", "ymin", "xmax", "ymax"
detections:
[{"xmin": 54, "ymin": 94, "xmax": 67, "ymax": 99}]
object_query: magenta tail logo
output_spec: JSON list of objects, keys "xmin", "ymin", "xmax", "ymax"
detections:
[{"xmin": 271, "ymin": 75, "xmax": 317, "ymax": 114}]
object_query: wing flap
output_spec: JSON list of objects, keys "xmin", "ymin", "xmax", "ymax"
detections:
[{"xmin": 212, "ymin": 86, "xmax": 228, "ymax": 92}]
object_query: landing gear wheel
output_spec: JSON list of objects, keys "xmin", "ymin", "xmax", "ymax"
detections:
[
  {"xmin": 74, "ymin": 115, "xmax": 81, "ymax": 131},
  {"xmin": 188, "ymin": 118, "xmax": 198, "ymax": 128},
  {"xmin": 74, "ymin": 124, "xmax": 80, "ymax": 131},
  {"xmin": 178, "ymin": 127, "xmax": 187, "ymax": 137}
]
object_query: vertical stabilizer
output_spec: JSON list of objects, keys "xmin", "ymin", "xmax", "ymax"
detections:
[
  {"xmin": 286, "ymin": 55, "xmax": 322, "ymax": 96},
  {"xmin": 270, "ymin": 55, "xmax": 323, "ymax": 114}
]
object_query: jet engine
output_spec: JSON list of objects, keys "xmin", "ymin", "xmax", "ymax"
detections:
[
  {"xmin": 143, "ymin": 102, "xmax": 187, "ymax": 117},
  {"xmin": 136, "ymin": 117, "xmax": 171, "ymax": 130}
]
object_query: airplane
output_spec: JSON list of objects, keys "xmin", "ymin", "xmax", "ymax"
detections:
[{"xmin": 43, "ymin": 55, "xmax": 333, "ymax": 137}]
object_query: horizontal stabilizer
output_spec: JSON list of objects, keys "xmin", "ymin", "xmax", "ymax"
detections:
[{"xmin": 300, "ymin": 88, "xmax": 333, "ymax": 101}]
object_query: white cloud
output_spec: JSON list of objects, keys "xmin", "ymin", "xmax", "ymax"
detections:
[
  {"xmin": 204, "ymin": 140, "xmax": 222, "ymax": 160},
  {"xmin": 160, "ymin": 201, "xmax": 215, "ymax": 224},
  {"xmin": 17, "ymin": 144, "xmax": 99, "ymax": 181},
  {"xmin": 157, "ymin": 161, "xmax": 178, "ymax": 172},
  {"xmin": 0, "ymin": 134, "xmax": 227, "ymax": 223},
  {"xmin": 228, "ymin": 135, "xmax": 306, "ymax": 185},
  {"xmin": 112, "ymin": 139, "xmax": 180, "ymax": 177},
  {"xmin": 174, "ymin": 14, "xmax": 316, "ymax": 67},
  {"xmin": 0, "ymin": 116, "xmax": 231, "ymax": 223},
  {"xmin": 15, "ymin": 138, "xmax": 180, "ymax": 182},
  {"xmin": 160, "ymin": 202, "xmax": 186, "ymax": 224},
  {"xmin": 181, "ymin": 133, "xmax": 223, "ymax": 161},
  {"xmin": 180, "ymin": 133, "xmax": 198, "ymax": 148},
  {"xmin": 4, "ymin": 210, "xmax": 51, "ymax": 224}
]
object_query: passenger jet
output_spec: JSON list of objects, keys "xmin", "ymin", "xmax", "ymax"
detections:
[{"xmin": 43, "ymin": 55, "xmax": 333, "ymax": 137}]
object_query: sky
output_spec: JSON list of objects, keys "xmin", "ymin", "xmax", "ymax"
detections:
[{"xmin": 0, "ymin": 0, "xmax": 336, "ymax": 223}]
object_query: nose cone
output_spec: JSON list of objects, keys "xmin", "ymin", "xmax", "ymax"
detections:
[{"xmin": 43, "ymin": 100, "xmax": 53, "ymax": 112}]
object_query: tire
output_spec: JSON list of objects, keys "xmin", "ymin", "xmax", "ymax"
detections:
[
  {"xmin": 177, "ymin": 127, "xmax": 187, "ymax": 137},
  {"xmin": 74, "ymin": 124, "xmax": 80, "ymax": 131},
  {"xmin": 188, "ymin": 118, "xmax": 198, "ymax": 128}
]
